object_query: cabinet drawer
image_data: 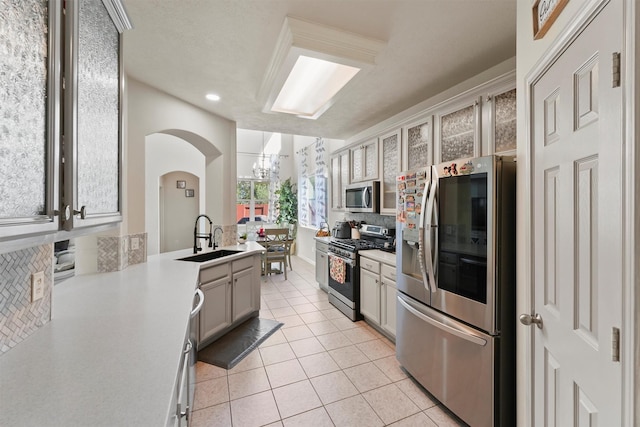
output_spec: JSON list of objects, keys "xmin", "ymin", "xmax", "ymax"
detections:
[
  {"xmin": 232, "ymin": 255, "xmax": 254, "ymax": 273},
  {"xmin": 381, "ymin": 264, "xmax": 396, "ymax": 282},
  {"xmin": 200, "ymin": 264, "xmax": 229, "ymax": 283},
  {"xmin": 360, "ymin": 257, "xmax": 380, "ymax": 274}
]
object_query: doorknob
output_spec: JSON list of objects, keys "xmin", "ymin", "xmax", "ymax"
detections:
[{"xmin": 519, "ymin": 313, "xmax": 543, "ymax": 329}]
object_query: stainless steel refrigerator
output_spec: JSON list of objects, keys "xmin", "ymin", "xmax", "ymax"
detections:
[{"xmin": 395, "ymin": 155, "xmax": 516, "ymax": 427}]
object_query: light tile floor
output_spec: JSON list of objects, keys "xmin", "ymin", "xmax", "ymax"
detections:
[{"xmin": 192, "ymin": 256, "xmax": 467, "ymax": 427}]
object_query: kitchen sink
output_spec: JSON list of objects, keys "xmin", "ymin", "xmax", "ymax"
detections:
[{"xmin": 176, "ymin": 250, "xmax": 242, "ymax": 262}]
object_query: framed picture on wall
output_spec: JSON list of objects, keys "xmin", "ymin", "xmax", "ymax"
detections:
[
  {"xmin": 177, "ymin": 180, "xmax": 186, "ymax": 189},
  {"xmin": 185, "ymin": 189, "xmax": 195, "ymax": 197}
]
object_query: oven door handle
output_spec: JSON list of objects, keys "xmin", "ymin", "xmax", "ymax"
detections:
[
  {"xmin": 398, "ymin": 294, "xmax": 487, "ymax": 346},
  {"xmin": 328, "ymin": 252, "xmax": 354, "ymax": 265}
]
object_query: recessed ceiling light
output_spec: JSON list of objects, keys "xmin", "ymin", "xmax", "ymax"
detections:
[{"xmin": 206, "ymin": 93, "xmax": 220, "ymax": 101}]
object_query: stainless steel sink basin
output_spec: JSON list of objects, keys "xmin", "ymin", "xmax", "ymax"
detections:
[{"xmin": 177, "ymin": 250, "xmax": 242, "ymax": 262}]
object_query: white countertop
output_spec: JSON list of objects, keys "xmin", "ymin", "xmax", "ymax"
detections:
[
  {"xmin": 0, "ymin": 242, "xmax": 263, "ymax": 427},
  {"xmin": 359, "ymin": 249, "xmax": 397, "ymax": 265}
]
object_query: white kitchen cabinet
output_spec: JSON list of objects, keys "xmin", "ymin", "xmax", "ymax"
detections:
[
  {"xmin": 198, "ymin": 254, "xmax": 261, "ymax": 347},
  {"xmin": 435, "ymin": 97, "xmax": 481, "ymax": 163},
  {"xmin": 483, "ymin": 86, "xmax": 517, "ymax": 155},
  {"xmin": 350, "ymin": 139, "xmax": 378, "ymax": 182},
  {"xmin": 380, "ymin": 264, "xmax": 397, "ymax": 337},
  {"xmin": 359, "ymin": 256, "xmax": 381, "ymax": 324},
  {"xmin": 200, "ymin": 275, "xmax": 232, "ymax": 343},
  {"xmin": 360, "ymin": 253, "xmax": 396, "ymax": 340},
  {"xmin": 0, "ymin": 0, "xmax": 130, "ymax": 243},
  {"xmin": 379, "ymin": 129, "xmax": 402, "ymax": 215},
  {"xmin": 402, "ymin": 116, "xmax": 433, "ymax": 171},
  {"xmin": 330, "ymin": 151, "xmax": 350, "ymax": 210},
  {"xmin": 232, "ymin": 266, "xmax": 255, "ymax": 323},
  {"xmin": 315, "ymin": 240, "xmax": 329, "ymax": 292}
]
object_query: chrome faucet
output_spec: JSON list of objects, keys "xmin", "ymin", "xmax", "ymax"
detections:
[
  {"xmin": 212, "ymin": 226, "xmax": 223, "ymax": 250},
  {"xmin": 193, "ymin": 214, "xmax": 213, "ymax": 253}
]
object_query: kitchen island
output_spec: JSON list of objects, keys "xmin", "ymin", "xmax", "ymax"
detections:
[{"xmin": 0, "ymin": 242, "xmax": 264, "ymax": 427}]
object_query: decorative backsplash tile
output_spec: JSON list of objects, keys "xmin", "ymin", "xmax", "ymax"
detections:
[
  {"xmin": 221, "ymin": 224, "xmax": 238, "ymax": 246},
  {"xmin": 0, "ymin": 244, "xmax": 53, "ymax": 355},
  {"xmin": 97, "ymin": 233, "xmax": 147, "ymax": 273}
]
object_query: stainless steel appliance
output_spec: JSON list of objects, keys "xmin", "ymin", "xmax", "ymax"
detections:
[
  {"xmin": 327, "ymin": 225, "xmax": 394, "ymax": 320},
  {"xmin": 395, "ymin": 155, "xmax": 516, "ymax": 427},
  {"xmin": 345, "ymin": 181, "xmax": 379, "ymax": 213},
  {"xmin": 331, "ymin": 221, "xmax": 352, "ymax": 239}
]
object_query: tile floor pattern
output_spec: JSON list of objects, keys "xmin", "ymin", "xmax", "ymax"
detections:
[{"xmin": 192, "ymin": 256, "xmax": 468, "ymax": 427}]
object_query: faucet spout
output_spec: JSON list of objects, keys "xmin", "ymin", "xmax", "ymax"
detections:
[
  {"xmin": 212, "ymin": 226, "xmax": 223, "ymax": 250},
  {"xmin": 193, "ymin": 214, "xmax": 213, "ymax": 254}
]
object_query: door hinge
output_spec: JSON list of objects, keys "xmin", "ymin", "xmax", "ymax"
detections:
[
  {"xmin": 612, "ymin": 52, "xmax": 621, "ymax": 88},
  {"xmin": 611, "ymin": 327, "xmax": 620, "ymax": 362}
]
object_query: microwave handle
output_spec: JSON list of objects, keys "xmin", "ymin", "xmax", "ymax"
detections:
[
  {"xmin": 362, "ymin": 187, "xmax": 370, "ymax": 208},
  {"xmin": 424, "ymin": 175, "xmax": 438, "ymax": 293}
]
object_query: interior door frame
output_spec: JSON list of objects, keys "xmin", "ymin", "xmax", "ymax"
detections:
[{"xmin": 520, "ymin": 0, "xmax": 637, "ymax": 425}]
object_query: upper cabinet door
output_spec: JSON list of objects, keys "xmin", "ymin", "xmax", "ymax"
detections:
[
  {"xmin": 402, "ymin": 116, "xmax": 433, "ymax": 171},
  {"xmin": 0, "ymin": 0, "xmax": 62, "ymax": 241},
  {"xmin": 350, "ymin": 139, "xmax": 378, "ymax": 182},
  {"xmin": 63, "ymin": 0, "xmax": 130, "ymax": 230},
  {"xmin": 486, "ymin": 87, "xmax": 516, "ymax": 155},
  {"xmin": 379, "ymin": 129, "xmax": 401, "ymax": 215},
  {"xmin": 435, "ymin": 97, "xmax": 481, "ymax": 163}
]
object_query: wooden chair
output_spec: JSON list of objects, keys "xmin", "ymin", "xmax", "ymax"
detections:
[{"xmin": 262, "ymin": 228, "xmax": 291, "ymax": 280}]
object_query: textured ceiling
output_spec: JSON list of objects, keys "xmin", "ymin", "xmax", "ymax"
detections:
[{"xmin": 123, "ymin": 0, "xmax": 516, "ymax": 140}]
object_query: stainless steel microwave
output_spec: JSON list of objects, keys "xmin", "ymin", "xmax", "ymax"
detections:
[{"xmin": 345, "ymin": 181, "xmax": 379, "ymax": 213}]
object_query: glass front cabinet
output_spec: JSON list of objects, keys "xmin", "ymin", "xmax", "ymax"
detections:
[
  {"xmin": 330, "ymin": 150, "xmax": 350, "ymax": 211},
  {"xmin": 0, "ymin": 0, "xmax": 131, "ymax": 242},
  {"xmin": 350, "ymin": 139, "xmax": 378, "ymax": 182},
  {"xmin": 378, "ymin": 129, "xmax": 402, "ymax": 215},
  {"xmin": 483, "ymin": 86, "xmax": 517, "ymax": 155},
  {"xmin": 435, "ymin": 97, "xmax": 481, "ymax": 164}
]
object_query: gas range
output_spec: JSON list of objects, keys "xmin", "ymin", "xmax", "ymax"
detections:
[{"xmin": 328, "ymin": 225, "xmax": 395, "ymax": 260}]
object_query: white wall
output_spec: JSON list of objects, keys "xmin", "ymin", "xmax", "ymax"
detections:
[
  {"xmin": 160, "ymin": 171, "xmax": 200, "ymax": 252},
  {"xmin": 145, "ymin": 133, "xmax": 206, "ymax": 255},
  {"xmin": 126, "ymin": 78, "xmax": 237, "ymax": 237}
]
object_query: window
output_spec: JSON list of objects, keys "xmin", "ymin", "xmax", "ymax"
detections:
[
  {"xmin": 298, "ymin": 138, "xmax": 328, "ymax": 228},
  {"xmin": 236, "ymin": 179, "xmax": 270, "ymax": 224}
]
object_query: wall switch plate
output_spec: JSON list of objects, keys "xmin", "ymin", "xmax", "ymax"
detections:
[
  {"xmin": 31, "ymin": 271, "xmax": 45, "ymax": 302},
  {"xmin": 131, "ymin": 237, "xmax": 139, "ymax": 251}
]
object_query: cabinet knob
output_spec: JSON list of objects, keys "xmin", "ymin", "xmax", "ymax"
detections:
[{"xmin": 73, "ymin": 206, "xmax": 87, "ymax": 219}]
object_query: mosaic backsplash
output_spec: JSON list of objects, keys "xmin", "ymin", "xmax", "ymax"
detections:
[
  {"xmin": 0, "ymin": 0, "xmax": 48, "ymax": 218},
  {"xmin": 77, "ymin": 0, "xmax": 120, "ymax": 214},
  {"xmin": 0, "ymin": 244, "xmax": 53, "ymax": 355},
  {"xmin": 97, "ymin": 233, "xmax": 147, "ymax": 273}
]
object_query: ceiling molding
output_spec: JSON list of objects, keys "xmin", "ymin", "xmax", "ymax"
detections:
[{"xmin": 257, "ymin": 16, "xmax": 387, "ymax": 117}]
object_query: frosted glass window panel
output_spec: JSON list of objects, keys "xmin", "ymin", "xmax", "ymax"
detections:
[
  {"xmin": 494, "ymin": 89, "xmax": 517, "ymax": 153},
  {"xmin": 382, "ymin": 134, "xmax": 399, "ymax": 210},
  {"xmin": 440, "ymin": 105, "xmax": 475, "ymax": 162},
  {"xmin": 0, "ymin": 0, "xmax": 48, "ymax": 218},
  {"xmin": 76, "ymin": 0, "xmax": 120, "ymax": 214},
  {"xmin": 331, "ymin": 156, "xmax": 341, "ymax": 208},
  {"xmin": 340, "ymin": 153, "xmax": 349, "ymax": 207},
  {"xmin": 407, "ymin": 121, "xmax": 431, "ymax": 170},
  {"xmin": 364, "ymin": 143, "xmax": 377, "ymax": 178}
]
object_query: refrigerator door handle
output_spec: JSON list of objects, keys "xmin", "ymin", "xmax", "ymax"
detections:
[
  {"xmin": 424, "ymin": 175, "xmax": 438, "ymax": 293},
  {"xmin": 398, "ymin": 294, "xmax": 487, "ymax": 346},
  {"xmin": 418, "ymin": 179, "xmax": 431, "ymax": 292}
]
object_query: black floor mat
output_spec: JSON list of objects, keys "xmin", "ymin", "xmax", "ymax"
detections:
[{"xmin": 197, "ymin": 317, "xmax": 283, "ymax": 369}]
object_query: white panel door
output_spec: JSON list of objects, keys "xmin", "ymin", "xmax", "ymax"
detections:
[{"xmin": 529, "ymin": 2, "xmax": 622, "ymax": 425}]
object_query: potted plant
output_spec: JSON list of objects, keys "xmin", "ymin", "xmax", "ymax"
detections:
[{"xmin": 275, "ymin": 178, "xmax": 298, "ymax": 246}]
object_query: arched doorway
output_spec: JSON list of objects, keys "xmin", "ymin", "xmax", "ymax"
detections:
[{"xmin": 159, "ymin": 171, "xmax": 199, "ymax": 253}]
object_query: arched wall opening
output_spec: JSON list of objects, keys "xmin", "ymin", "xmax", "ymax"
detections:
[{"xmin": 145, "ymin": 132, "xmax": 209, "ymax": 255}]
